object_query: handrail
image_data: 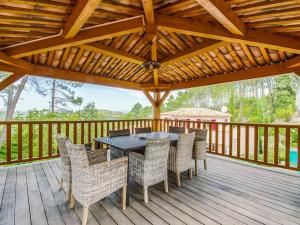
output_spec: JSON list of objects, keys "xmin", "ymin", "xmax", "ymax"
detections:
[{"xmin": 0, "ymin": 118, "xmax": 299, "ymax": 171}]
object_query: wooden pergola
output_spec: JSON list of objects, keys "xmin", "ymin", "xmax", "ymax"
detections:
[{"xmin": 1, "ymin": 0, "xmax": 300, "ymax": 120}]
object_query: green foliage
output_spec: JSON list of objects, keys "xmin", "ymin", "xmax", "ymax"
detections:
[{"xmin": 122, "ymin": 103, "xmax": 152, "ymax": 119}]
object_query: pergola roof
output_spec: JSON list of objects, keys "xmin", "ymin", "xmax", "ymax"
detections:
[{"xmin": 1, "ymin": 0, "xmax": 300, "ymax": 92}]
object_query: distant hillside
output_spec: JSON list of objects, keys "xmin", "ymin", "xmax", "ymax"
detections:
[{"xmin": 99, "ymin": 109, "xmax": 124, "ymax": 120}]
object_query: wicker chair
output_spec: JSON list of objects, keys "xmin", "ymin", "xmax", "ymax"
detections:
[
  {"xmin": 168, "ymin": 126, "xmax": 185, "ymax": 134},
  {"xmin": 66, "ymin": 140, "xmax": 128, "ymax": 225},
  {"xmin": 168, "ymin": 132, "xmax": 195, "ymax": 186},
  {"xmin": 188, "ymin": 128, "xmax": 208, "ymax": 176},
  {"xmin": 108, "ymin": 129, "xmax": 131, "ymax": 159},
  {"xmin": 56, "ymin": 134, "xmax": 107, "ymax": 202},
  {"xmin": 129, "ymin": 137, "xmax": 170, "ymax": 203},
  {"xmin": 135, "ymin": 127, "xmax": 152, "ymax": 134}
]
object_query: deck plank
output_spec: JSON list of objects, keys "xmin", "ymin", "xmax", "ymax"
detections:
[
  {"xmin": 15, "ymin": 166, "xmax": 31, "ymax": 225},
  {"xmin": 0, "ymin": 167, "xmax": 16, "ymax": 225},
  {"xmin": 1, "ymin": 156, "xmax": 300, "ymax": 225}
]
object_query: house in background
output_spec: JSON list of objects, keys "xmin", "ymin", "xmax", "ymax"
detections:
[{"xmin": 161, "ymin": 107, "xmax": 231, "ymax": 123}]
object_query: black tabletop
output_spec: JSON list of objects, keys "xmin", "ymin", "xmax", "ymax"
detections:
[{"xmin": 94, "ymin": 132, "xmax": 179, "ymax": 151}]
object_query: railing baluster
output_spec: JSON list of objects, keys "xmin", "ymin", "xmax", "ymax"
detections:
[
  {"xmin": 39, "ymin": 123, "xmax": 43, "ymax": 159},
  {"xmin": 254, "ymin": 126, "xmax": 258, "ymax": 162},
  {"xmin": 88, "ymin": 122, "xmax": 91, "ymax": 142},
  {"xmin": 81, "ymin": 122, "xmax": 84, "ymax": 144},
  {"xmin": 66, "ymin": 122, "xmax": 69, "ymax": 137},
  {"xmin": 6, "ymin": 123, "xmax": 11, "ymax": 163},
  {"xmin": 73, "ymin": 122, "xmax": 77, "ymax": 144},
  {"xmin": 209, "ymin": 123, "xmax": 212, "ymax": 152},
  {"xmin": 229, "ymin": 124, "xmax": 233, "ymax": 157},
  {"xmin": 264, "ymin": 126, "xmax": 268, "ymax": 164},
  {"xmin": 286, "ymin": 127, "xmax": 290, "ymax": 168},
  {"xmin": 222, "ymin": 124, "xmax": 225, "ymax": 156},
  {"xmin": 237, "ymin": 124, "xmax": 240, "ymax": 158},
  {"xmin": 18, "ymin": 123, "xmax": 22, "ymax": 162},
  {"xmin": 215, "ymin": 123, "xmax": 219, "ymax": 154},
  {"xmin": 298, "ymin": 127, "xmax": 300, "ymax": 170},
  {"xmin": 48, "ymin": 122, "xmax": 52, "ymax": 157},
  {"xmin": 29, "ymin": 123, "xmax": 33, "ymax": 160},
  {"xmin": 274, "ymin": 126, "xmax": 279, "ymax": 166},
  {"xmin": 245, "ymin": 125, "xmax": 249, "ymax": 160}
]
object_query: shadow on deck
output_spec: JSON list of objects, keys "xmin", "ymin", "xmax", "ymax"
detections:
[{"xmin": 0, "ymin": 155, "xmax": 300, "ymax": 225}]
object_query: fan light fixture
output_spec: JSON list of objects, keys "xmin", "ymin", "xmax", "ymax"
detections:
[{"xmin": 142, "ymin": 60, "xmax": 161, "ymax": 70}]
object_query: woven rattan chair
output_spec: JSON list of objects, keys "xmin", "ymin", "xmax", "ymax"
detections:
[
  {"xmin": 129, "ymin": 137, "xmax": 170, "ymax": 203},
  {"xmin": 168, "ymin": 126, "xmax": 185, "ymax": 134},
  {"xmin": 66, "ymin": 140, "xmax": 128, "ymax": 225},
  {"xmin": 188, "ymin": 128, "xmax": 208, "ymax": 176},
  {"xmin": 135, "ymin": 127, "xmax": 152, "ymax": 134},
  {"xmin": 108, "ymin": 129, "xmax": 131, "ymax": 159},
  {"xmin": 56, "ymin": 134, "xmax": 107, "ymax": 202},
  {"xmin": 168, "ymin": 132, "xmax": 195, "ymax": 186}
]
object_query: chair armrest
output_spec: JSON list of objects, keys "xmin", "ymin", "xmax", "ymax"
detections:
[{"xmin": 87, "ymin": 148, "xmax": 107, "ymax": 165}]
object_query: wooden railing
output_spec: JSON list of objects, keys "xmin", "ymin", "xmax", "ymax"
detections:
[
  {"xmin": 0, "ymin": 119, "xmax": 153, "ymax": 165},
  {"xmin": 0, "ymin": 119, "xmax": 299, "ymax": 171},
  {"xmin": 157, "ymin": 119, "xmax": 300, "ymax": 171}
]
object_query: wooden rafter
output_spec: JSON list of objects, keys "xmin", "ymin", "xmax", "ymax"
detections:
[
  {"xmin": 63, "ymin": 0, "xmax": 102, "ymax": 39},
  {"xmin": 5, "ymin": 16, "xmax": 144, "ymax": 58},
  {"xmin": 0, "ymin": 52, "xmax": 34, "ymax": 70},
  {"xmin": 195, "ymin": 0, "xmax": 245, "ymax": 35},
  {"xmin": 32, "ymin": 65, "xmax": 142, "ymax": 91},
  {"xmin": 83, "ymin": 43, "xmax": 146, "ymax": 65},
  {"xmin": 156, "ymin": 15, "xmax": 300, "ymax": 54},
  {"xmin": 142, "ymin": 0, "xmax": 155, "ymax": 24},
  {"xmin": 163, "ymin": 63, "xmax": 300, "ymax": 90},
  {"xmin": 161, "ymin": 41, "xmax": 226, "ymax": 66},
  {"xmin": 0, "ymin": 72, "xmax": 25, "ymax": 91}
]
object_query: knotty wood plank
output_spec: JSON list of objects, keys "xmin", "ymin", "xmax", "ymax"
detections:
[
  {"xmin": 33, "ymin": 163, "xmax": 65, "ymax": 225},
  {"xmin": 0, "ymin": 167, "xmax": 16, "ymax": 225},
  {"xmin": 25, "ymin": 165, "xmax": 48, "ymax": 225},
  {"xmin": 15, "ymin": 166, "xmax": 30, "ymax": 225}
]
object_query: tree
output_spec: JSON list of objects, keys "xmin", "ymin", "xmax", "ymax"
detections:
[
  {"xmin": 0, "ymin": 72, "xmax": 28, "ymax": 147},
  {"xmin": 33, "ymin": 79, "xmax": 83, "ymax": 113}
]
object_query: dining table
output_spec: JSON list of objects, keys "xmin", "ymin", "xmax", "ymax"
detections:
[{"xmin": 94, "ymin": 132, "xmax": 179, "ymax": 205}]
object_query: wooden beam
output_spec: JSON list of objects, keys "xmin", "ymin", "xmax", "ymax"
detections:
[
  {"xmin": 0, "ymin": 52, "xmax": 34, "ymax": 70},
  {"xmin": 161, "ymin": 41, "xmax": 226, "ymax": 66},
  {"xmin": 158, "ymin": 91, "xmax": 170, "ymax": 107},
  {"xmin": 143, "ymin": 91, "xmax": 155, "ymax": 106},
  {"xmin": 5, "ymin": 16, "xmax": 144, "ymax": 58},
  {"xmin": 167, "ymin": 63, "xmax": 300, "ymax": 90},
  {"xmin": 156, "ymin": 15, "xmax": 300, "ymax": 54},
  {"xmin": 285, "ymin": 56, "xmax": 300, "ymax": 68},
  {"xmin": 142, "ymin": 0, "xmax": 155, "ymax": 24},
  {"xmin": 31, "ymin": 65, "xmax": 142, "ymax": 91},
  {"xmin": 63, "ymin": 0, "xmax": 102, "ymax": 39},
  {"xmin": 195, "ymin": 0, "xmax": 245, "ymax": 35},
  {"xmin": 83, "ymin": 43, "xmax": 146, "ymax": 64},
  {"xmin": 151, "ymin": 41, "xmax": 159, "ymax": 85},
  {"xmin": 0, "ymin": 72, "xmax": 25, "ymax": 91}
]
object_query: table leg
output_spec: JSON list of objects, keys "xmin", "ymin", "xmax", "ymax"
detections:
[{"xmin": 124, "ymin": 151, "xmax": 130, "ymax": 206}]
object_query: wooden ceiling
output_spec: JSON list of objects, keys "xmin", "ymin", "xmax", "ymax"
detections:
[{"xmin": 1, "ymin": 0, "xmax": 300, "ymax": 92}]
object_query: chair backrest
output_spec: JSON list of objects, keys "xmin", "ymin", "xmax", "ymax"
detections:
[
  {"xmin": 188, "ymin": 128, "xmax": 207, "ymax": 141},
  {"xmin": 177, "ymin": 132, "xmax": 195, "ymax": 168},
  {"xmin": 108, "ymin": 129, "xmax": 130, "ymax": 137},
  {"xmin": 135, "ymin": 127, "xmax": 152, "ymax": 134},
  {"xmin": 144, "ymin": 137, "xmax": 170, "ymax": 160},
  {"xmin": 56, "ymin": 134, "xmax": 69, "ymax": 159},
  {"xmin": 66, "ymin": 140, "xmax": 90, "ymax": 171},
  {"xmin": 169, "ymin": 126, "xmax": 185, "ymax": 134}
]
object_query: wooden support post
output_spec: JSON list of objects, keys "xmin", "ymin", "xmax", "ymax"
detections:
[
  {"xmin": 153, "ymin": 92, "xmax": 160, "ymax": 131},
  {"xmin": 143, "ymin": 91, "xmax": 170, "ymax": 132}
]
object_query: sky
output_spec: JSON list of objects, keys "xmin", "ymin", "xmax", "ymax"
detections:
[{"xmin": 1, "ymin": 76, "xmax": 176, "ymax": 113}]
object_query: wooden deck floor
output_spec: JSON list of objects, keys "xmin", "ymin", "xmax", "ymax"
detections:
[{"xmin": 0, "ymin": 156, "xmax": 300, "ymax": 225}]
